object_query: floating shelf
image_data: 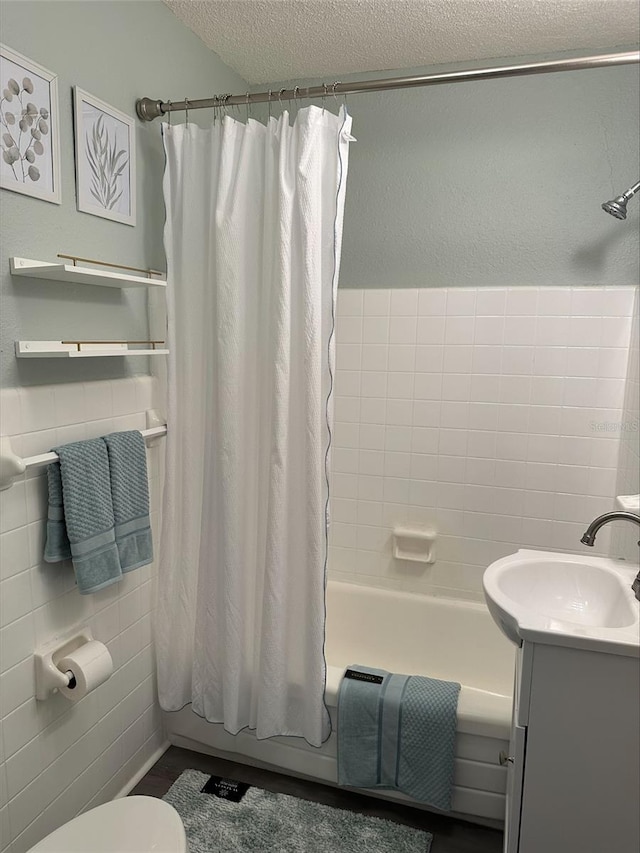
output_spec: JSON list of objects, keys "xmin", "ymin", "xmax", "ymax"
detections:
[
  {"xmin": 16, "ymin": 341, "xmax": 169, "ymax": 358},
  {"xmin": 10, "ymin": 257, "xmax": 166, "ymax": 288}
]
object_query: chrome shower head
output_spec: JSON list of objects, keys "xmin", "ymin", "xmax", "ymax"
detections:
[
  {"xmin": 601, "ymin": 196, "xmax": 629, "ymax": 219},
  {"xmin": 602, "ymin": 180, "xmax": 640, "ymax": 220}
]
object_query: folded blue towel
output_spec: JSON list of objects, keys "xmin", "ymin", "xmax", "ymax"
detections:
[
  {"xmin": 102, "ymin": 430, "xmax": 153, "ymax": 572},
  {"xmin": 43, "ymin": 439, "xmax": 122, "ymax": 594},
  {"xmin": 337, "ymin": 664, "xmax": 461, "ymax": 811}
]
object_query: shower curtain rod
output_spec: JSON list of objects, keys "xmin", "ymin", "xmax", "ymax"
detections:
[{"xmin": 136, "ymin": 50, "xmax": 639, "ymax": 121}]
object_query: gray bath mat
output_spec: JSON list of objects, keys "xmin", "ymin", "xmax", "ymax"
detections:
[{"xmin": 163, "ymin": 769, "xmax": 433, "ymax": 852}]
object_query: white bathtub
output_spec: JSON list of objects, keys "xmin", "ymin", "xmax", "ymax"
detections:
[{"xmin": 164, "ymin": 580, "xmax": 516, "ymax": 825}]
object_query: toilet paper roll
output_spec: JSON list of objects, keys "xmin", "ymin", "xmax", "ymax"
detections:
[{"xmin": 57, "ymin": 641, "xmax": 113, "ymax": 701}]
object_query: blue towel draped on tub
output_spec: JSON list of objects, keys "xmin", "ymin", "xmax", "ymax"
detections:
[
  {"xmin": 337, "ymin": 664, "xmax": 461, "ymax": 812},
  {"xmin": 44, "ymin": 431, "xmax": 153, "ymax": 594}
]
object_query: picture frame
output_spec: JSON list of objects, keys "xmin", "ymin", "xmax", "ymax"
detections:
[
  {"xmin": 73, "ymin": 86, "xmax": 136, "ymax": 226},
  {"xmin": 0, "ymin": 43, "xmax": 61, "ymax": 204}
]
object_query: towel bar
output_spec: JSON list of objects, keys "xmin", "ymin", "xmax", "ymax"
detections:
[{"xmin": 0, "ymin": 415, "xmax": 167, "ymax": 491}]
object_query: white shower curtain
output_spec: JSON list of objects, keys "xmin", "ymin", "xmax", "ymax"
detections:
[{"xmin": 156, "ymin": 106, "xmax": 352, "ymax": 746}]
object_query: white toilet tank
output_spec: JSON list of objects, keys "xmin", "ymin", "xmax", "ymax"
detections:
[{"xmin": 27, "ymin": 796, "xmax": 188, "ymax": 853}]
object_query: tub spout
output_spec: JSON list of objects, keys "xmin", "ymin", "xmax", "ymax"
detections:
[{"xmin": 580, "ymin": 511, "xmax": 640, "ymax": 601}]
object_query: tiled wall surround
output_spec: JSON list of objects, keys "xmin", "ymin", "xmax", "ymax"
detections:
[
  {"xmin": 612, "ymin": 289, "xmax": 640, "ymax": 563},
  {"xmin": 0, "ymin": 377, "xmax": 165, "ymax": 853},
  {"xmin": 328, "ymin": 285, "xmax": 638, "ymax": 599}
]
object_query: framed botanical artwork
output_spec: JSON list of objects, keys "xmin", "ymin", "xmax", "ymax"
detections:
[
  {"xmin": 73, "ymin": 87, "xmax": 136, "ymax": 226},
  {"xmin": 0, "ymin": 44, "xmax": 61, "ymax": 204}
]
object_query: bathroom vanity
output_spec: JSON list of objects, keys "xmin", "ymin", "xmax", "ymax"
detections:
[{"xmin": 483, "ymin": 550, "xmax": 640, "ymax": 853}]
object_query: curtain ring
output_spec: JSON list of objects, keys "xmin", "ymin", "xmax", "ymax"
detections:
[
  {"xmin": 268, "ymin": 89, "xmax": 272, "ymax": 122},
  {"xmin": 321, "ymin": 83, "xmax": 328, "ymax": 114},
  {"xmin": 166, "ymin": 100, "xmax": 172, "ymax": 126},
  {"xmin": 278, "ymin": 88, "xmax": 286, "ymax": 113},
  {"xmin": 184, "ymin": 97, "xmax": 189, "ymax": 124},
  {"xmin": 246, "ymin": 91, "xmax": 251, "ymax": 122}
]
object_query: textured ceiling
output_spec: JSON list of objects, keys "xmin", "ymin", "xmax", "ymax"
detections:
[{"xmin": 164, "ymin": 0, "xmax": 640, "ymax": 84}]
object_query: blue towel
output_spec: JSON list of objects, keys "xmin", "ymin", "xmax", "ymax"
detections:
[
  {"xmin": 337, "ymin": 664, "xmax": 461, "ymax": 811},
  {"xmin": 102, "ymin": 430, "xmax": 153, "ymax": 572},
  {"xmin": 43, "ymin": 439, "xmax": 122, "ymax": 594}
]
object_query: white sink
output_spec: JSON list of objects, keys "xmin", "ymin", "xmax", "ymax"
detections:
[{"xmin": 483, "ymin": 549, "xmax": 639, "ymax": 656}]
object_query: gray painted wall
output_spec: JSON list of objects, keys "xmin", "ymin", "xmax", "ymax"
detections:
[
  {"xmin": 0, "ymin": 0, "xmax": 246, "ymax": 389},
  {"xmin": 268, "ymin": 60, "xmax": 639, "ymax": 290}
]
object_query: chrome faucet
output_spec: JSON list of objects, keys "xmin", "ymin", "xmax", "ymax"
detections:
[{"xmin": 580, "ymin": 512, "xmax": 640, "ymax": 601}]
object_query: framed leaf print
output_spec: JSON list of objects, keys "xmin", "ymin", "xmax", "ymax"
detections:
[
  {"xmin": 0, "ymin": 43, "xmax": 61, "ymax": 204},
  {"xmin": 73, "ymin": 87, "xmax": 136, "ymax": 226}
]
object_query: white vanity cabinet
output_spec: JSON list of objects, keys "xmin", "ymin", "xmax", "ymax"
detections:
[{"xmin": 504, "ymin": 641, "xmax": 640, "ymax": 853}]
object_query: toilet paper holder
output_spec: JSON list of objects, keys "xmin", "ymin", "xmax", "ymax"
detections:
[{"xmin": 34, "ymin": 627, "xmax": 94, "ymax": 700}]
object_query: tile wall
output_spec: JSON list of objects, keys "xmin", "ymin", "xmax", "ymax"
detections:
[
  {"xmin": 328, "ymin": 285, "xmax": 638, "ymax": 599},
  {"xmin": 0, "ymin": 377, "xmax": 166, "ymax": 853},
  {"xmin": 612, "ymin": 289, "xmax": 640, "ymax": 563}
]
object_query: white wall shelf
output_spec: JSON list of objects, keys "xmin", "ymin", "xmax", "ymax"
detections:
[
  {"xmin": 10, "ymin": 257, "xmax": 167, "ymax": 288},
  {"xmin": 16, "ymin": 341, "xmax": 169, "ymax": 358}
]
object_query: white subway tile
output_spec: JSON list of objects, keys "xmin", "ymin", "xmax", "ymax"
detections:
[
  {"xmin": 441, "ymin": 374, "xmax": 471, "ymax": 402},
  {"xmin": 337, "ymin": 289, "xmax": 363, "ymax": 316},
  {"xmin": 445, "ymin": 316, "xmax": 474, "ymax": 345},
  {"xmin": 414, "ymin": 373, "xmax": 442, "ymax": 401},
  {"xmin": 506, "ymin": 288, "xmax": 538, "ymax": 316},
  {"xmin": 472, "ymin": 347, "xmax": 502, "ymax": 375},
  {"xmin": 414, "ymin": 345, "xmax": 443, "ymax": 373},
  {"xmin": 0, "ymin": 388, "xmax": 22, "ymax": 436},
  {"xmin": 537, "ymin": 288, "xmax": 571, "ymax": 316},
  {"xmin": 443, "ymin": 346, "xmax": 473, "ymax": 374},
  {"xmin": 387, "ymin": 373, "xmax": 414, "ymax": 400},
  {"xmin": 361, "ymin": 344, "xmax": 388, "ymax": 371},
  {"xmin": 388, "ymin": 344, "xmax": 416, "ymax": 372},
  {"xmin": 387, "ymin": 400, "xmax": 414, "ymax": 427},
  {"xmin": 412, "ymin": 401, "xmax": 440, "ymax": 427},
  {"xmin": 383, "ymin": 478, "xmax": 410, "ymax": 504},
  {"xmin": 411, "ymin": 428, "xmax": 439, "ymax": 454},
  {"xmin": 363, "ymin": 316, "xmax": 389, "ymax": 344},
  {"xmin": 417, "ymin": 289, "xmax": 447, "ymax": 315},
  {"xmin": 336, "ymin": 342, "xmax": 362, "ymax": 371},
  {"xmin": 417, "ymin": 316, "xmax": 446, "ymax": 345},
  {"xmin": 360, "ymin": 372, "xmax": 387, "ymax": 398},
  {"xmin": 357, "ymin": 476, "xmax": 384, "ymax": 501},
  {"xmin": 358, "ymin": 450, "xmax": 384, "ymax": 476},
  {"xmin": 83, "ymin": 382, "xmax": 114, "ymax": 421},
  {"xmin": 476, "ymin": 289, "xmax": 506, "ymax": 316},
  {"xmin": 446, "ymin": 289, "xmax": 476, "ymax": 316},
  {"xmin": 335, "ymin": 370, "xmax": 361, "ymax": 397},
  {"xmin": 0, "ymin": 526, "xmax": 30, "ymax": 582},
  {"xmin": 389, "ymin": 316, "xmax": 417, "ymax": 344},
  {"xmin": 331, "ymin": 472, "xmax": 358, "ymax": 499},
  {"xmin": 336, "ymin": 316, "xmax": 363, "ymax": 344},
  {"xmin": 333, "ymin": 448, "xmax": 359, "ymax": 474},
  {"xmin": 359, "ymin": 425, "xmax": 385, "ymax": 451},
  {"xmin": 475, "ymin": 316, "xmax": 505, "ymax": 345},
  {"xmin": 363, "ymin": 289, "xmax": 390, "ymax": 317},
  {"xmin": 384, "ymin": 452, "xmax": 411, "ymax": 478},
  {"xmin": 357, "ymin": 501, "xmax": 383, "ymax": 527},
  {"xmin": 359, "ymin": 398, "xmax": 386, "ymax": 425},
  {"xmin": 0, "ymin": 481, "xmax": 27, "ymax": 534},
  {"xmin": 0, "ymin": 570, "xmax": 33, "ymax": 628},
  {"xmin": 334, "ymin": 395, "xmax": 360, "ymax": 423},
  {"xmin": 390, "ymin": 289, "xmax": 418, "ymax": 316}
]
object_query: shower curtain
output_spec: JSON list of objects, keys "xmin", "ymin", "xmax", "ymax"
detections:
[{"xmin": 156, "ymin": 106, "xmax": 352, "ymax": 746}]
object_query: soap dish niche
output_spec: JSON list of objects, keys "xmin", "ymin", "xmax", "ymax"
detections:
[{"xmin": 393, "ymin": 527, "xmax": 436, "ymax": 564}]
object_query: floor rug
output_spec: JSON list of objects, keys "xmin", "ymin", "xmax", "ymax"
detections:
[{"xmin": 163, "ymin": 769, "xmax": 433, "ymax": 852}]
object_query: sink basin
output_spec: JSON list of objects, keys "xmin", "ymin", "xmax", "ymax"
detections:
[{"xmin": 483, "ymin": 549, "xmax": 639, "ymax": 656}]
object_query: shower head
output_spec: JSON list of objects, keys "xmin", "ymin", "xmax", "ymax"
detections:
[{"xmin": 602, "ymin": 180, "xmax": 640, "ymax": 220}]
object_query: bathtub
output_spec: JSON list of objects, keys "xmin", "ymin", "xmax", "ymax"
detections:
[{"xmin": 164, "ymin": 580, "xmax": 516, "ymax": 825}]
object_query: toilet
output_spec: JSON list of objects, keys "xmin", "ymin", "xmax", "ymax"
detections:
[{"xmin": 27, "ymin": 796, "xmax": 188, "ymax": 852}]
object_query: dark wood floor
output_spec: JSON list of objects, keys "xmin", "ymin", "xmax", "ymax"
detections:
[{"xmin": 131, "ymin": 745, "xmax": 503, "ymax": 853}]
